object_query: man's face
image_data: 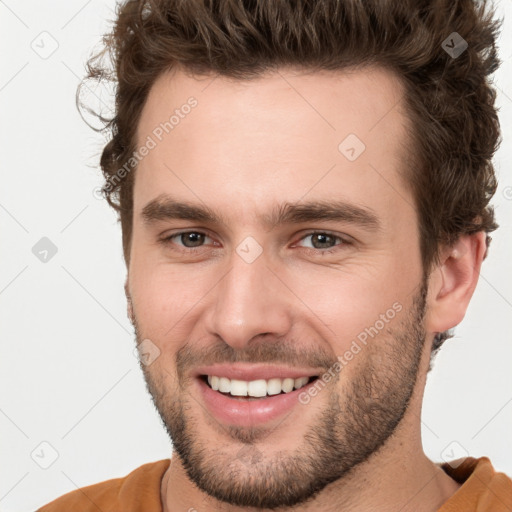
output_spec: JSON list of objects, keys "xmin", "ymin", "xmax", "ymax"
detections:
[{"xmin": 127, "ymin": 66, "xmax": 429, "ymax": 508}]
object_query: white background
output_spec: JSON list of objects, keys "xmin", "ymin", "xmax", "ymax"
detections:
[{"xmin": 0, "ymin": 1, "xmax": 511, "ymax": 511}]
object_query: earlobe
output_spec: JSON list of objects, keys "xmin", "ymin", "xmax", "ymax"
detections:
[{"xmin": 425, "ymin": 231, "xmax": 487, "ymax": 334}]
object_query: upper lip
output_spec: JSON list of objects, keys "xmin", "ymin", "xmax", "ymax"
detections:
[{"xmin": 193, "ymin": 363, "xmax": 322, "ymax": 381}]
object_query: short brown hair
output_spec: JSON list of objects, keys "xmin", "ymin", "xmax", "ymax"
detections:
[{"xmin": 80, "ymin": 0, "xmax": 502, "ymax": 355}]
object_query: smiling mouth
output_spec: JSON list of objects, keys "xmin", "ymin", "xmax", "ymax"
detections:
[{"xmin": 200, "ymin": 374, "xmax": 318, "ymax": 400}]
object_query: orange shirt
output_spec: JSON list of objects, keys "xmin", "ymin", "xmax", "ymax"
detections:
[
  {"xmin": 37, "ymin": 456, "xmax": 512, "ymax": 511},
  {"xmin": 438, "ymin": 457, "xmax": 512, "ymax": 512}
]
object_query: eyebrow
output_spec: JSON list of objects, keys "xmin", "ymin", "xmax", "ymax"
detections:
[{"xmin": 141, "ymin": 194, "xmax": 380, "ymax": 231}]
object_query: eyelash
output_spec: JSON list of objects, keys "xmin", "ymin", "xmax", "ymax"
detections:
[{"xmin": 159, "ymin": 230, "xmax": 350, "ymax": 255}]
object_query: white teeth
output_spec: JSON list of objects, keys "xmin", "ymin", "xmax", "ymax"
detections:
[
  {"xmin": 247, "ymin": 379, "xmax": 267, "ymax": 397},
  {"xmin": 294, "ymin": 377, "xmax": 309, "ymax": 389},
  {"xmin": 267, "ymin": 378, "xmax": 282, "ymax": 396},
  {"xmin": 218, "ymin": 377, "xmax": 231, "ymax": 393},
  {"xmin": 230, "ymin": 379, "xmax": 248, "ymax": 396},
  {"xmin": 282, "ymin": 378, "xmax": 294, "ymax": 393},
  {"xmin": 205, "ymin": 375, "xmax": 312, "ymax": 397}
]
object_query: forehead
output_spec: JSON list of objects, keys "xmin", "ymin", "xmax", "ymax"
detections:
[{"xmin": 133, "ymin": 65, "xmax": 414, "ymax": 228}]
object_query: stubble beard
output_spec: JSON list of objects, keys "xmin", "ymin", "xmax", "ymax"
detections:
[{"xmin": 134, "ymin": 282, "xmax": 428, "ymax": 509}]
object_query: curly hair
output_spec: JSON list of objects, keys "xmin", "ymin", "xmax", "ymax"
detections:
[{"xmin": 79, "ymin": 0, "xmax": 502, "ymax": 358}]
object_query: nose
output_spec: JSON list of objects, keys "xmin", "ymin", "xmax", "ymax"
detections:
[{"xmin": 203, "ymin": 249, "xmax": 294, "ymax": 350}]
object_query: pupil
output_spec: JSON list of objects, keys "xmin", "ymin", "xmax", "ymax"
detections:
[
  {"xmin": 313, "ymin": 233, "xmax": 333, "ymax": 249},
  {"xmin": 182, "ymin": 232, "xmax": 204, "ymax": 247}
]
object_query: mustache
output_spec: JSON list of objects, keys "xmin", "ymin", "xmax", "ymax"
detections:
[{"xmin": 176, "ymin": 338, "xmax": 339, "ymax": 380}]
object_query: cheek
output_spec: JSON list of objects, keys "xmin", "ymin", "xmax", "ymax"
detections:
[
  {"xmin": 286, "ymin": 261, "xmax": 413, "ymax": 354},
  {"xmin": 130, "ymin": 260, "xmax": 214, "ymax": 338}
]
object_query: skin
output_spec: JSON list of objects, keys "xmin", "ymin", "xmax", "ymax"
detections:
[{"xmin": 125, "ymin": 65, "xmax": 486, "ymax": 511}]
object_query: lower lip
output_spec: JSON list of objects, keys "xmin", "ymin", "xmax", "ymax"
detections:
[{"xmin": 196, "ymin": 377, "xmax": 310, "ymax": 427}]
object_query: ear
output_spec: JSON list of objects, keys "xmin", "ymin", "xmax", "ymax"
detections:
[
  {"xmin": 124, "ymin": 278, "xmax": 134, "ymax": 324},
  {"xmin": 425, "ymin": 231, "xmax": 487, "ymax": 335}
]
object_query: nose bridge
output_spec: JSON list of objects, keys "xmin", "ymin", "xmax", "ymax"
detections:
[{"xmin": 205, "ymin": 247, "xmax": 292, "ymax": 349}]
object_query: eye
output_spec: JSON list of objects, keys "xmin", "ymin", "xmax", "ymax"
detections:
[
  {"xmin": 159, "ymin": 230, "xmax": 350, "ymax": 255},
  {"xmin": 160, "ymin": 231, "xmax": 215, "ymax": 251},
  {"xmin": 295, "ymin": 231, "xmax": 349, "ymax": 254}
]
